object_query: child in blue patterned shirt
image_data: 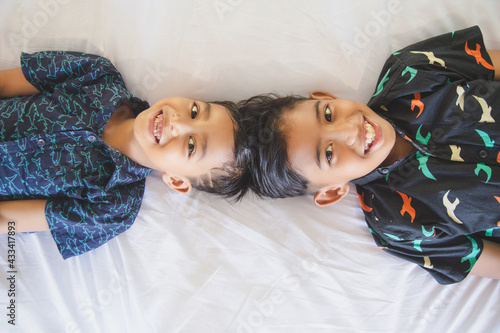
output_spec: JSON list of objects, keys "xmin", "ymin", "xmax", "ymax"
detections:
[{"xmin": 0, "ymin": 51, "xmax": 241, "ymax": 259}]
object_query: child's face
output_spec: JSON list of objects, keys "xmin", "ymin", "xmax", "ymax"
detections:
[
  {"xmin": 282, "ymin": 92, "xmax": 396, "ymax": 205},
  {"xmin": 132, "ymin": 97, "xmax": 235, "ymax": 192}
]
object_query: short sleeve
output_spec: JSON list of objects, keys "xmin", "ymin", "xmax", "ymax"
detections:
[
  {"xmin": 20, "ymin": 51, "xmax": 126, "ymax": 94},
  {"xmin": 369, "ymin": 226, "xmax": 484, "ymax": 284},
  {"xmin": 45, "ymin": 182, "xmax": 146, "ymax": 259},
  {"xmin": 390, "ymin": 26, "xmax": 494, "ymax": 84}
]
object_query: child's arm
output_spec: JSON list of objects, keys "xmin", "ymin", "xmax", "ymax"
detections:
[
  {"xmin": 0, "ymin": 68, "xmax": 40, "ymax": 98},
  {"xmin": 488, "ymin": 50, "xmax": 500, "ymax": 80},
  {"xmin": 0, "ymin": 200, "xmax": 49, "ymax": 233},
  {"xmin": 470, "ymin": 240, "xmax": 500, "ymax": 280}
]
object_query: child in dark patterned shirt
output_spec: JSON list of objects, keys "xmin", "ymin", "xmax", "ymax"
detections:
[{"xmin": 236, "ymin": 26, "xmax": 500, "ymax": 284}]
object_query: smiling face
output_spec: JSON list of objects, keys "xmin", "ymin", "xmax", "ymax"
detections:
[
  {"xmin": 282, "ymin": 92, "xmax": 396, "ymax": 205},
  {"xmin": 130, "ymin": 97, "xmax": 236, "ymax": 191}
]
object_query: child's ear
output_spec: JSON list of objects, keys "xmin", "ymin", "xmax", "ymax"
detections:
[
  {"xmin": 313, "ymin": 183, "xmax": 350, "ymax": 207},
  {"xmin": 310, "ymin": 91, "xmax": 338, "ymax": 100},
  {"xmin": 162, "ymin": 173, "xmax": 192, "ymax": 194}
]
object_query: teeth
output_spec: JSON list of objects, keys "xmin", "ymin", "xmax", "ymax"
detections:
[
  {"xmin": 153, "ymin": 113, "xmax": 162, "ymax": 142},
  {"xmin": 364, "ymin": 120, "xmax": 375, "ymax": 151}
]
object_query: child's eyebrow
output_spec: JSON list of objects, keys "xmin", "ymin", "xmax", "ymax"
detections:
[
  {"xmin": 197, "ymin": 139, "xmax": 207, "ymax": 161},
  {"xmin": 315, "ymin": 101, "xmax": 322, "ymax": 168},
  {"xmin": 315, "ymin": 140, "xmax": 322, "ymax": 168},
  {"xmin": 195, "ymin": 102, "xmax": 211, "ymax": 161},
  {"xmin": 204, "ymin": 102, "xmax": 211, "ymax": 119},
  {"xmin": 315, "ymin": 101, "xmax": 321, "ymax": 124}
]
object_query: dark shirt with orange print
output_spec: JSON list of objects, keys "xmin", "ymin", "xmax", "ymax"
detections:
[{"xmin": 353, "ymin": 26, "xmax": 500, "ymax": 284}]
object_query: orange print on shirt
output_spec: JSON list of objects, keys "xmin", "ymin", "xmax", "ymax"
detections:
[
  {"xmin": 496, "ymin": 196, "xmax": 500, "ymax": 227},
  {"xmin": 358, "ymin": 192, "xmax": 373, "ymax": 212},
  {"xmin": 465, "ymin": 41, "xmax": 495, "ymax": 70},
  {"xmin": 396, "ymin": 191, "xmax": 416, "ymax": 223},
  {"xmin": 402, "ymin": 133, "xmax": 413, "ymax": 142},
  {"xmin": 411, "ymin": 93, "xmax": 424, "ymax": 118}
]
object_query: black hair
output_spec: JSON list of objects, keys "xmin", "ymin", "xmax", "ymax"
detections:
[
  {"xmin": 188, "ymin": 99, "xmax": 248, "ymax": 198},
  {"xmin": 232, "ymin": 93, "xmax": 312, "ymax": 199}
]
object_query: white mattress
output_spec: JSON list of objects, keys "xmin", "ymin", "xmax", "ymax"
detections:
[{"xmin": 1, "ymin": 1, "xmax": 500, "ymax": 332}]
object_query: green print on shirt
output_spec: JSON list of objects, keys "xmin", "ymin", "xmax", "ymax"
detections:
[
  {"xmin": 416, "ymin": 152, "xmax": 436, "ymax": 180},
  {"xmin": 413, "ymin": 239, "xmax": 423, "ymax": 252},
  {"xmin": 416, "ymin": 125, "xmax": 431, "ymax": 145},
  {"xmin": 475, "ymin": 163, "xmax": 492, "ymax": 183},
  {"xmin": 485, "ymin": 227, "xmax": 500, "ymax": 237},
  {"xmin": 369, "ymin": 228, "xmax": 388, "ymax": 246},
  {"xmin": 461, "ymin": 236, "xmax": 480, "ymax": 272},
  {"xmin": 402, "ymin": 66, "xmax": 417, "ymax": 84},
  {"xmin": 474, "ymin": 129, "xmax": 494, "ymax": 183},
  {"xmin": 373, "ymin": 69, "xmax": 390, "ymax": 97},
  {"xmin": 476, "ymin": 129, "xmax": 495, "ymax": 147},
  {"xmin": 421, "ymin": 225, "xmax": 435, "ymax": 237}
]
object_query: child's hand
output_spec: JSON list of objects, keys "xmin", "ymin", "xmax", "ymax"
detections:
[
  {"xmin": 470, "ymin": 239, "xmax": 500, "ymax": 281},
  {"xmin": 0, "ymin": 68, "xmax": 40, "ymax": 98},
  {"xmin": 0, "ymin": 200, "xmax": 48, "ymax": 233}
]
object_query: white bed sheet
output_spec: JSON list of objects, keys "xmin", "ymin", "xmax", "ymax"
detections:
[{"xmin": 1, "ymin": 0, "xmax": 500, "ymax": 332}]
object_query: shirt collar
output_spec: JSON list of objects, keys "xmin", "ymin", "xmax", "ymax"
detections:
[
  {"xmin": 105, "ymin": 145, "xmax": 152, "ymax": 191},
  {"xmin": 351, "ymin": 123, "xmax": 422, "ymax": 186},
  {"xmin": 82, "ymin": 84, "xmax": 152, "ymax": 189},
  {"xmin": 82, "ymin": 83, "xmax": 150, "ymax": 136},
  {"xmin": 351, "ymin": 165, "xmax": 393, "ymax": 186}
]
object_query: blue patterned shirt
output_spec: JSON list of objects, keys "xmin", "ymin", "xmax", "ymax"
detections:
[{"xmin": 0, "ymin": 51, "xmax": 152, "ymax": 259}]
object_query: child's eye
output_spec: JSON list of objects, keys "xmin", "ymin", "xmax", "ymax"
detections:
[
  {"xmin": 326, "ymin": 144, "xmax": 333, "ymax": 164},
  {"xmin": 324, "ymin": 106, "xmax": 332, "ymax": 122},
  {"xmin": 188, "ymin": 137, "xmax": 195, "ymax": 156},
  {"xmin": 191, "ymin": 103, "xmax": 199, "ymax": 119}
]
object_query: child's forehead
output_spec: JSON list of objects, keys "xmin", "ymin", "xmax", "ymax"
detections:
[
  {"xmin": 279, "ymin": 99, "xmax": 310, "ymax": 128},
  {"xmin": 288, "ymin": 98, "xmax": 313, "ymax": 112},
  {"xmin": 213, "ymin": 103, "xmax": 234, "ymax": 119},
  {"xmin": 282, "ymin": 99, "xmax": 315, "ymax": 125}
]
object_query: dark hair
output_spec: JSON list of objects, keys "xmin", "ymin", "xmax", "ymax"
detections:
[
  {"xmin": 188, "ymin": 99, "xmax": 248, "ymax": 198},
  {"xmin": 232, "ymin": 93, "xmax": 312, "ymax": 199}
]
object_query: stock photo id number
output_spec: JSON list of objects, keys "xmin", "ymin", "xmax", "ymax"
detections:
[{"xmin": 6, "ymin": 221, "xmax": 16, "ymax": 325}]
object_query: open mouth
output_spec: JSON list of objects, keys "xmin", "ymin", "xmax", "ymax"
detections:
[
  {"xmin": 153, "ymin": 111, "xmax": 164, "ymax": 143},
  {"xmin": 364, "ymin": 119, "xmax": 376, "ymax": 153}
]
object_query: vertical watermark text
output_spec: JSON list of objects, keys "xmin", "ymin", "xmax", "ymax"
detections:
[{"xmin": 6, "ymin": 221, "xmax": 16, "ymax": 326}]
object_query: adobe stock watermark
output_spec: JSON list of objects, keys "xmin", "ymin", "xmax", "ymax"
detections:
[
  {"xmin": 235, "ymin": 258, "xmax": 317, "ymax": 333},
  {"xmin": 7, "ymin": 0, "xmax": 73, "ymax": 53},
  {"xmin": 236, "ymin": 236, "xmax": 343, "ymax": 333},
  {"xmin": 213, "ymin": 0, "xmax": 245, "ymax": 21},
  {"xmin": 236, "ymin": 233, "xmax": 346, "ymax": 332},
  {"xmin": 340, "ymin": 0, "xmax": 402, "ymax": 61},
  {"xmin": 176, "ymin": 192, "xmax": 203, "ymax": 220},
  {"xmin": 64, "ymin": 270, "xmax": 134, "ymax": 333},
  {"xmin": 128, "ymin": 62, "xmax": 171, "ymax": 99}
]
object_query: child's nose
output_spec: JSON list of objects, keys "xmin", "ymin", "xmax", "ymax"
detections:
[
  {"xmin": 168, "ymin": 113, "xmax": 191, "ymax": 137},
  {"xmin": 170, "ymin": 122, "xmax": 180, "ymax": 137},
  {"xmin": 328, "ymin": 121, "xmax": 359, "ymax": 146},
  {"xmin": 169, "ymin": 114, "xmax": 196, "ymax": 137}
]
